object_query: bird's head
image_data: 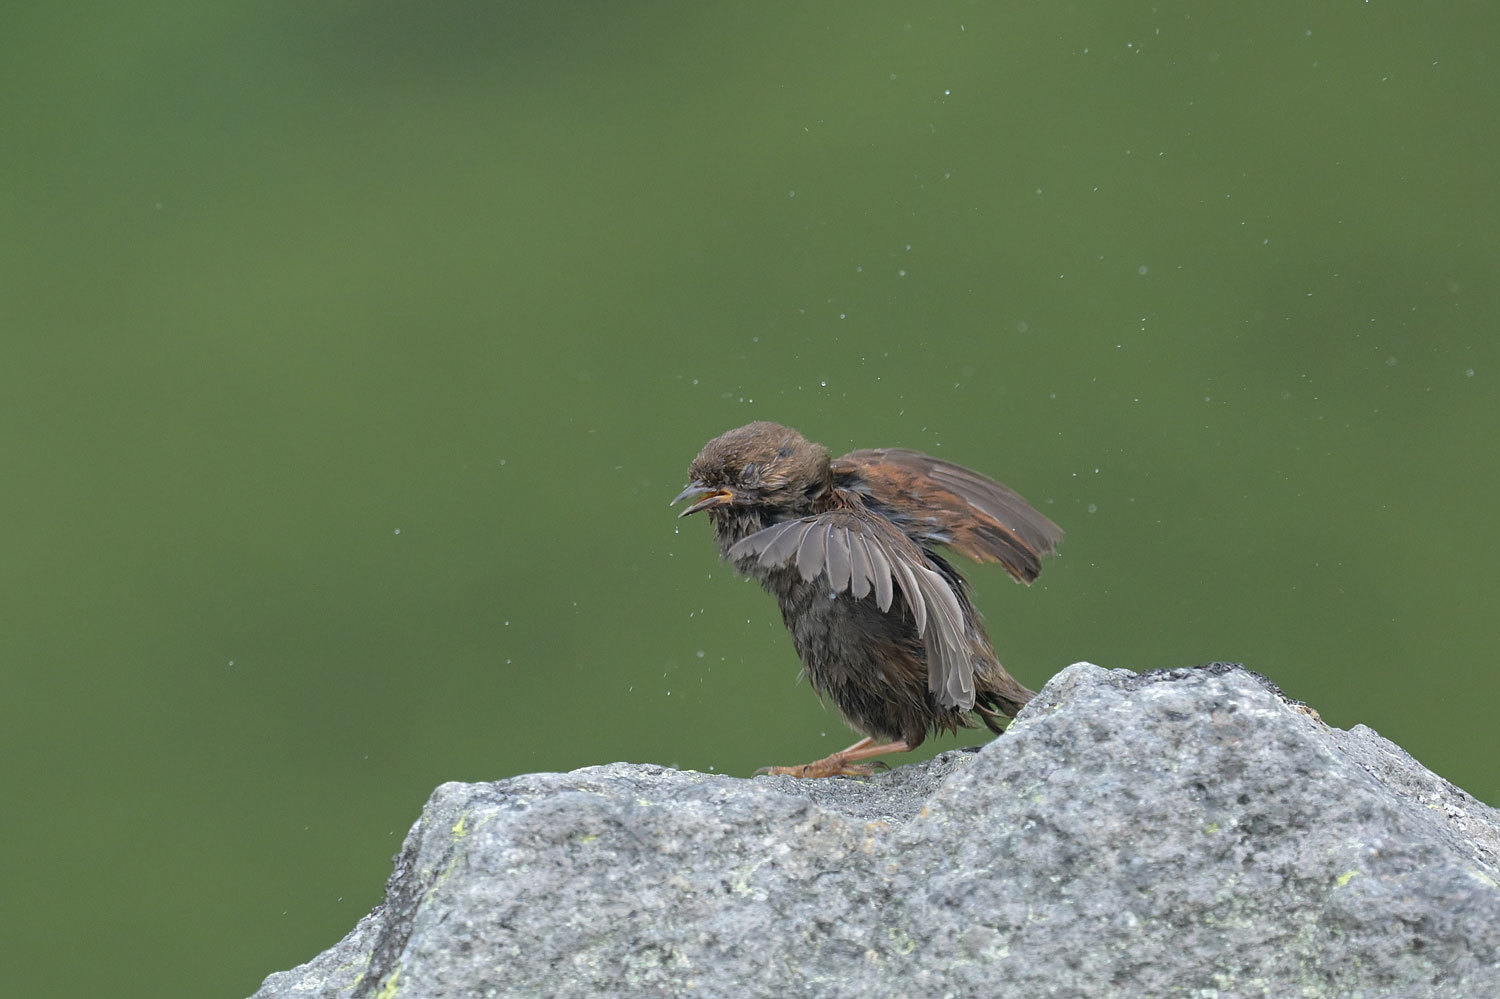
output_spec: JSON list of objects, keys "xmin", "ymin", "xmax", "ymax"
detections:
[{"xmin": 672, "ymin": 421, "xmax": 832, "ymax": 520}]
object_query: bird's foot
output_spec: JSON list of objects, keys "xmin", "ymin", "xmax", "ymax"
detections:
[
  {"xmin": 755, "ymin": 758, "xmax": 881, "ymax": 778},
  {"xmin": 755, "ymin": 737, "xmax": 911, "ymax": 779}
]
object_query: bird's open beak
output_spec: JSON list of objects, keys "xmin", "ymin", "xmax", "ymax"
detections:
[{"xmin": 672, "ymin": 482, "xmax": 737, "ymax": 517}]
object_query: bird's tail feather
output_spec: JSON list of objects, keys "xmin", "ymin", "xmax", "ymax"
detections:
[{"xmin": 974, "ymin": 676, "xmax": 1035, "ymax": 732}]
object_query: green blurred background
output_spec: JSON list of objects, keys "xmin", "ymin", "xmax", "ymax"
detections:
[{"xmin": 4, "ymin": 3, "xmax": 1496, "ymax": 995}]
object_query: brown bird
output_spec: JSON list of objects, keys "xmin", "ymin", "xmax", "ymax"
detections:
[{"xmin": 673, "ymin": 421, "xmax": 1063, "ymax": 777}]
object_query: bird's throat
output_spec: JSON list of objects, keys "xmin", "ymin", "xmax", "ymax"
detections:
[{"xmin": 708, "ymin": 507, "xmax": 773, "ymax": 557}]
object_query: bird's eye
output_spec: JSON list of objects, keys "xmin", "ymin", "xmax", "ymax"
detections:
[{"xmin": 741, "ymin": 462, "xmax": 760, "ymax": 485}]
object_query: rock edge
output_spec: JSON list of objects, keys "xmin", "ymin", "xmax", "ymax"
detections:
[{"xmin": 252, "ymin": 662, "xmax": 1500, "ymax": 999}]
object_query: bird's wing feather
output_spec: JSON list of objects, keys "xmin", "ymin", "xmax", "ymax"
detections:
[
  {"xmin": 908, "ymin": 561, "xmax": 974, "ymax": 708},
  {"xmin": 747, "ymin": 518, "xmax": 818, "ymax": 566},
  {"xmin": 824, "ymin": 525, "xmax": 853, "ymax": 593},
  {"xmin": 832, "ymin": 447, "xmax": 1063, "ymax": 582},
  {"xmin": 844, "ymin": 529, "xmax": 872, "ymax": 600},
  {"xmin": 729, "ymin": 511, "xmax": 977, "ymax": 710},
  {"xmin": 794, "ymin": 519, "xmax": 827, "ymax": 582}
]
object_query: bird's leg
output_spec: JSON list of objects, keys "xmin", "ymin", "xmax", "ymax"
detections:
[{"xmin": 756, "ymin": 737, "xmax": 913, "ymax": 778}]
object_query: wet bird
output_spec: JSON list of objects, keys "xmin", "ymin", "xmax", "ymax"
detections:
[{"xmin": 673, "ymin": 421, "xmax": 1063, "ymax": 777}]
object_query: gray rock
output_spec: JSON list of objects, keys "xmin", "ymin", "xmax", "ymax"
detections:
[{"xmin": 251, "ymin": 662, "xmax": 1500, "ymax": 999}]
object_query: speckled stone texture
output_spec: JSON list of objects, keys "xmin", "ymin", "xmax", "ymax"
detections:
[{"xmin": 251, "ymin": 662, "xmax": 1500, "ymax": 999}]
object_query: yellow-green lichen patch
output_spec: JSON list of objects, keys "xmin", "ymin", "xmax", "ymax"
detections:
[
  {"xmin": 374, "ymin": 964, "xmax": 401, "ymax": 999},
  {"xmin": 1466, "ymin": 867, "xmax": 1498, "ymax": 889},
  {"xmin": 884, "ymin": 925, "xmax": 917, "ymax": 956},
  {"xmin": 449, "ymin": 810, "xmax": 495, "ymax": 844},
  {"xmin": 1334, "ymin": 870, "xmax": 1360, "ymax": 888},
  {"xmin": 728, "ymin": 856, "xmax": 770, "ymax": 896}
]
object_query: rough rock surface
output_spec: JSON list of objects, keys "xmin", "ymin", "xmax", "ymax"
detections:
[{"xmin": 251, "ymin": 662, "xmax": 1500, "ymax": 999}]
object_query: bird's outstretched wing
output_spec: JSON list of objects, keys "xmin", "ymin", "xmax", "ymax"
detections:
[
  {"xmin": 832, "ymin": 448, "xmax": 1063, "ymax": 582},
  {"xmin": 729, "ymin": 511, "xmax": 976, "ymax": 710}
]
